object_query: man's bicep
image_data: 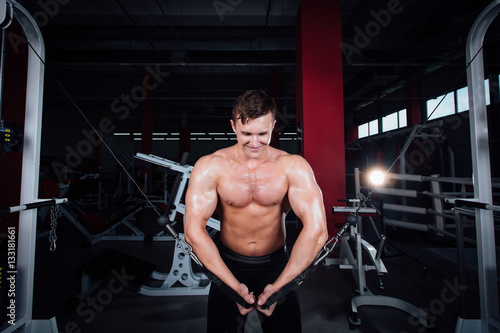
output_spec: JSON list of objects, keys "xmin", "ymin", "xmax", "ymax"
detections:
[
  {"xmin": 185, "ymin": 188, "xmax": 217, "ymax": 223},
  {"xmin": 289, "ymin": 182, "xmax": 324, "ymax": 223},
  {"xmin": 287, "ymin": 158, "xmax": 325, "ymax": 224},
  {"xmin": 185, "ymin": 159, "xmax": 219, "ymax": 224}
]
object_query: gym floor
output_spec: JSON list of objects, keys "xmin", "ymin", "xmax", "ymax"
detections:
[{"xmin": 30, "ymin": 204, "xmax": 490, "ymax": 333}]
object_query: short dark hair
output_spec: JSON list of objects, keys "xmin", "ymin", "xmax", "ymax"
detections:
[{"xmin": 232, "ymin": 90, "xmax": 276, "ymax": 124}]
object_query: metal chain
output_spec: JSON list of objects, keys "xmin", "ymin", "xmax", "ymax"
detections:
[{"xmin": 49, "ymin": 204, "xmax": 59, "ymax": 252}]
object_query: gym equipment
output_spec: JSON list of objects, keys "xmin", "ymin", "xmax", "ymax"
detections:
[
  {"xmin": 370, "ymin": 7, "xmax": 500, "ymax": 331},
  {"xmin": 55, "ymin": 165, "xmax": 182, "ymax": 245},
  {"xmin": 353, "ymin": 166, "xmax": 500, "ymax": 332},
  {"xmin": 448, "ymin": 19, "xmax": 500, "ymax": 305},
  {"xmin": 0, "ymin": 198, "xmax": 66, "ymax": 253},
  {"xmin": 325, "ymin": 200, "xmax": 433, "ymax": 328},
  {"xmin": 0, "ymin": 0, "xmax": 11, "ymax": 156},
  {"xmin": 352, "ymin": 163, "xmax": 499, "ymax": 327},
  {"xmin": 0, "ymin": 1, "xmax": 57, "ymax": 332},
  {"xmin": 0, "ymin": 198, "xmax": 67, "ymax": 215},
  {"xmin": 135, "ymin": 153, "xmax": 220, "ymax": 230},
  {"xmin": 65, "ymin": 174, "xmax": 110, "ymax": 210},
  {"xmin": 134, "ymin": 153, "xmax": 219, "ymax": 297},
  {"xmin": 58, "ymin": 201, "xmax": 156, "ymax": 246},
  {"xmin": 0, "ymin": 121, "xmax": 22, "ymax": 154},
  {"xmin": 360, "ymin": 169, "xmax": 500, "ymax": 238},
  {"xmin": 157, "ymin": 217, "xmax": 249, "ymax": 307}
]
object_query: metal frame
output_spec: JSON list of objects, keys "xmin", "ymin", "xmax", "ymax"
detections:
[
  {"xmin": 134, "ymin": 153, "xmax": 220, "ymax": 296},
  {"xmin": 452, "ymin": 207, "xmax": 500, "ymax": 332},
  {"xmin": 325, "ymin": 204, "xmax": 433, "ymax": 328},
  {"xmin": 462, "ymin": 1, "xmax": 500, "ymax": 331},
  {"xmin": 357, "ymin": 167, "xmax": 499, "ymax": 331},
  {"xmin": 0, "ymin": 1, "xmax": 56, "ymax": 332},
  {"xmin": 0, "ymin": 198, "xmax": 67, "ymax": 214},
  {"xmin": 139, "ymin": 233, "xmax": 211, "ymax": 296},
  {"xmin": 367, "ymin": 172, "xmax": 500, "ymax": 235},
  {"xmin": 135, "ymin": 153, "xmax": 221, "ymax": 231},
  {"xmin": 346, "ymin": 167, "xmax": 500, "ymax": 328},
  {"xmin": 57, "ymin": 203, "xmax": 167, "ymax": 246}
]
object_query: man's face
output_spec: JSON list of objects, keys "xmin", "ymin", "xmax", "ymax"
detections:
[{"xmin": 230, "ymin": 113, "xmax": 276, "ymax": 158}]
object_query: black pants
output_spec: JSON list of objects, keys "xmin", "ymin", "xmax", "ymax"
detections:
[{"xmin": 207, "ymin": 242, "xmax": 302, "ymax": 333}]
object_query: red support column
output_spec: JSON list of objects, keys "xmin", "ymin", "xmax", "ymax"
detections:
[
  {"xmin": 345, "ymin": 125, "xmax": 358, "ymax": 142},
  {"xmin": 296, "ymin": 0, "xmax": 346, "ymax": 234},
  {"xmin": 407, "ymin": 78, "xmax": 421, "ymax": 125}
]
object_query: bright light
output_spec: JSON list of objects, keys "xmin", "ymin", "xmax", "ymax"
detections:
[{"xmin": 369, "ymin": 170, "xmax": 386, "ymax": 186}]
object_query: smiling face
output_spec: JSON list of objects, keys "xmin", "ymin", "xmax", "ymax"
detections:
[{"xmin": 231, "ymin": 113, "xmax": 276, "ymax": 159}]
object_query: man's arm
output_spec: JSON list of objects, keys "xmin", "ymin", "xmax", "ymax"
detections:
[
  {"xmin": 184, "ymin": 155, "xmax": 255, "ymax": 313},
  {"xmin": 257, "ymin": 155, "xmax": 328, "ymax": 311}
]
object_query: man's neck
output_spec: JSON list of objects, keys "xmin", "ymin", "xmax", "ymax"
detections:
[{"xmin": 233, "ymin": 144, "xmax": 270, "ymax": 168}]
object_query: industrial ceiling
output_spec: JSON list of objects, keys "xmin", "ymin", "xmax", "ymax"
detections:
[{"xmin": 14, "ymin": 0, "xmax": 498, "ymax": 136}]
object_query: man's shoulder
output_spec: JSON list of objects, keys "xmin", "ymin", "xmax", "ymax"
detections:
[
  {"xmin": 194, "ymin": 147, "xmax": 232, "ymax": 169},
  {"xmin": 276, "ymin": 153, "xmax": 312, "ymax": 177},
  {"xmin": 209, "ymin": 146, "xmax": 233, "ymax": 162},
  {"xmin": 275, "ymin": 151, "xmax": 306, "ymax": 165}
]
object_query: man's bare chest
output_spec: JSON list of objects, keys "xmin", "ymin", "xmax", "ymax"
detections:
[{"xmin": 217, "ymin": 167, "xmax": 288, "ymax": 207}]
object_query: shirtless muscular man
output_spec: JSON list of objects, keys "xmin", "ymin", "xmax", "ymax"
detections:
[{"xmin": 184, "ymin": 90, "xmax": 328, "ymax": 332}]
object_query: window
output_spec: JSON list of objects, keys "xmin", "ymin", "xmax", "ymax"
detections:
[
  {"xmin": 399, "ymin": 109, "xmax": 407, "ymax": 127},
  {"xmin": 358, "ymin": 123, "xmax": 369, "ymax": 139},
  {"xmin": 427, "ymin": 93, "xmax": 455, "ymax": 120},
  {"xmin": 382, "ymin": 112, "xmax": 398, "ymax": 132},
  {"xmin": 382, "ymin": 109, "xmax": 407, "ymax": 133},
  {"xmin": 358, "ymin": 119, "xmax": 379, "ymax": 138},
  {"xmin": 453, "ymin": 79, "xmax": 490, "ymax": 114},
  {"xmin": 485, "ymin": 79, "xmax": 491, "ymax": 106},
  {"xmin": 457, "ymin": 86, "xmax": 468, "ymax": 113},
  {"xmin": 357, "ymin": 76, "xmax": 495, "ymax": 140},
  {"xmin": 369, "ymin": 119, "xmax": 379, "ymax": 135}
]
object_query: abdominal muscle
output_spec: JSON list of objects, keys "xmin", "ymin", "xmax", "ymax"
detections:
[{"xmin": 218, "ymin": 203, "xmax": 286, "ymax": 257}]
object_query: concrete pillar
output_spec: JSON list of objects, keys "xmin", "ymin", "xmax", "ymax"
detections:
[{"xmin": 296, "ymin": 0, "xmax": 346, "ymax": 233}]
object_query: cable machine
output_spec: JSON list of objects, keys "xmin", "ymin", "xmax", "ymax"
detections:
[
  {"xmin": 455, "ymin": 1, "xmax": 500, "ymax": 331},
  {"xmin": 0, "ymin": 1, "xmax": 59, "ymax": 332}
]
